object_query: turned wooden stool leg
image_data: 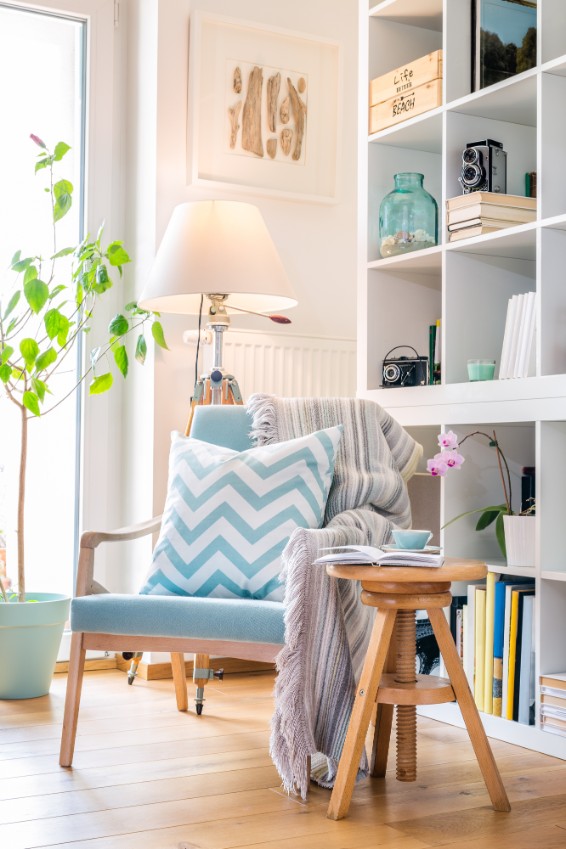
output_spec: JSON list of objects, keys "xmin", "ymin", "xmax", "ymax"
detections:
[
  {"xmin": 370, "ymin": 621, "xmax": 397, "ymax": 777},
  {"xmin": 327, "ymin": 608, "xmax": 396, "ymax": 821},
  {"xmin": 428, "ymin": 607, "xmax": 511, "ymax": 812},
  {"xmin": 395, "ymin": 610, "xmax": 417, "ymax": 781}
]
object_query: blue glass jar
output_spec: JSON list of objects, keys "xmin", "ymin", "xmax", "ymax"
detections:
[{"xmin": 379, "ymin": 172, "xmax": 438, "ymax": 258}]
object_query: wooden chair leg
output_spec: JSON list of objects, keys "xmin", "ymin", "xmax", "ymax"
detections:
[
  {"xmin": 428, "ymin": 608, "xmax": 511, "ymax": 812},
  {"xmin": 59, "ymin": 632, "xmax": 86, "ymax": 767},
  {"xmin": 193, "ymin": 652, "xmax": 211, "ymax": 715},
  {"xmin": 327, "ymin": 608, "xmax": 396, "ymax": 821},
  {"xmin": 171, "ymin": 652, "xmax": 188, "ymax": 711},
  {"xmin": 370, "ymin": 618, "xmax": 397, "ymax": 777}
]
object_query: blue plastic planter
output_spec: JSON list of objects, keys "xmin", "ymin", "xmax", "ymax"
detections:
[{"xmin": 0, "ymin": 593, "xmax": 70, "ymax": 699}]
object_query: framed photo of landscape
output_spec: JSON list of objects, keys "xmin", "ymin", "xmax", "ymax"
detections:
[{"xmin": 472, "ymin": 0, "xmax": 537, "ymax": 91}]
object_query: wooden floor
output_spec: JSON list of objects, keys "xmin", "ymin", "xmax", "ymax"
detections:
[{"xmin": 2, "ymin": 670, "xmax": 566, "ymax": 849}]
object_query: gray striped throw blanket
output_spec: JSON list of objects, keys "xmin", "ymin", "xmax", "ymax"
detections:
[{"xmin": 247, "ymin": 394, "xmax": 422, "ymax": 799}]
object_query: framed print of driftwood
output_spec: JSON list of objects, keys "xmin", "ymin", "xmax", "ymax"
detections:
[{"xmin": 188, "ymin": 13, "xmax": 340, "ymax": 203}]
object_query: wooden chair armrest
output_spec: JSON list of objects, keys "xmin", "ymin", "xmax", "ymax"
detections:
[
  {"xmin": 76, "ymin": 515, "xmax": 162, "ymax": 597},
  {"xmin": 80, "ymin": 515, "xmax": 162, "ymax": 550}
]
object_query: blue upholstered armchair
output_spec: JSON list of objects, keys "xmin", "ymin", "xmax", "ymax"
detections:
[
  {"xmin": 60, "ymin": 405, "xmax": 286, "ymax": 767},
  {"xmin": 59, "ymin": 396, "xmax": 422, "ymax": 778}
]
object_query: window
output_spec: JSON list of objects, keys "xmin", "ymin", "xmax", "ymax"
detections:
[{"xmin": 0, "ymin": 0, "xmax": 117, "ymax": 603}]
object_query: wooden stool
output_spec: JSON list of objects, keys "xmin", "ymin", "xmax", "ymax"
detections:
[{"xmin": 326, "ymin": 559, "xmax": 511, "ymax": 821}]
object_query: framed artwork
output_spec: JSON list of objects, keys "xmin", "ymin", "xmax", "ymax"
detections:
[
  {"xmin": 472, "ymin": 0, "xmax": 537, "ymax": 91},
  {"xmin": 188, "ymin": 12, "xmax": 341, "ymax": 203}
]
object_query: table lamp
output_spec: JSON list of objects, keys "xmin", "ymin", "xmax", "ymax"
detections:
[{"xmin": 138, "ymin": 200, "xmax": 297, "ymax": 409}]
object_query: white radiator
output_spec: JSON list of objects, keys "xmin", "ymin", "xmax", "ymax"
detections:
[{"xmin": 185, "ymin": 328, "xmax": 356, "ymax": 400}]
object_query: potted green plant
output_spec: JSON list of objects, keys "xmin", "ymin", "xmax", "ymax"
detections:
[
  {"xmin": 0, "ymin": 135, "xmax": 166, "ymax": 698},
  {"xmin": 427, "ymin": 429, "xmax": 535, "ymax": 564}
]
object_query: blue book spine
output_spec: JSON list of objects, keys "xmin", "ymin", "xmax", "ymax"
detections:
[{"xmin": 492, "ymin": 580, "xmax": 506, "ymax": 716}]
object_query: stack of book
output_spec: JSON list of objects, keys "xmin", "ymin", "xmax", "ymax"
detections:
[
  {"xmin": 446, "ymin": 192, "xmax": 537, "ymax": 242},
  {"xmin": 540, "ymin": 673, "xmax": 566, "ymax": 737},
  {"xmin": 456, "ymin": 573, "xmax": 536, "ymax": 724},
  {"xmin": 498, "ymin": 291, "xmax": 536, "ymax": 379}
]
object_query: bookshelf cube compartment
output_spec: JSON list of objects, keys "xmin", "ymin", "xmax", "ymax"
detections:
[
  {"xmin": 368, "ymin": 10, "xmax": 442, "ymax": 85},
  {"xmin": 540, "ymin": 71, "xmax": 566, "ymax": 219},
  {"xmin": 366, "ymin": 266, "xmax": 441, "ymax": 391},
  {"xmin": 541, "ymin": 0, "xmax": 566, "ymax": 65},
  {"xmin": 540, "ymin": 227, "xmax": 566, "ymax": 376},
  {"xmin": 538, "ymin": 421, "xmax": 566, "ymax": 577},
  {"xmin": 445, "ymin": 110, "xmax": 536, "ymax": 203},
  {"xmin": 539, "ymin": 580, "xmax": 566, "ymax": 684},
  {"xmin": 442, "ymin": 422, "xmax": 535, "ymax": 564},
  {"xmin": 444, "ymin": 250, "xmax": 535, "ymax": 385},
  {"xmin": 368, "ymin": 143, "xmax": 442, "ymax": 263}
]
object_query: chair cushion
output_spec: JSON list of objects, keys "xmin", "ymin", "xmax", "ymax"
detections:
[
  {"xmin": 71, "ymin": 594, "xmax": 285, "ymax": 643},
  {"xmin": 139, "ymin": 426, "xmax": 343, "ymax": 602}
]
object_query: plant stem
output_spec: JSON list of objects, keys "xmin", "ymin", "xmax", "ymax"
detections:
[
  {"xmin": 460, "ymin": 429, "xmax": 512, "ymax": 514},
  {"xmin": 17, "ymin": 401, "xmax": 27, "ymax": 602}
]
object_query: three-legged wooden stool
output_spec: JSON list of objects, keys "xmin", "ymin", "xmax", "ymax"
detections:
[{"xmin": 326, "ymin": 559, "xmax": 511, "ymax": 820}]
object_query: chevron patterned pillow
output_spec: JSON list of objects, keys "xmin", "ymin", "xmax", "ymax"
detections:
[{"xmin": 140, "ymin": 426, "xmax": 343, "ymax": 601}]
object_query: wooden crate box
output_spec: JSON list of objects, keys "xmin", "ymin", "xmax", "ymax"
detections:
[
  {"xmin": 370, "ymin": 49, "xmax": 443, "ymax": 106},
  {"xmin": 369, "ymin": 79, "xmax": 442, "ymax": 134}
]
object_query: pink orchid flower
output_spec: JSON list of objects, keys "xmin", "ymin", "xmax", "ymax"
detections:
[
  {"xmin": 437, "ymin": 430, "xmax": 459, "ymax": 450},
  {"xmin": 427, "ymin": 457, "xmax": 448, "ymax": 477},
  {"xmin": 436, "ymin": 449, "xmax": 465, "ymax": 469}
]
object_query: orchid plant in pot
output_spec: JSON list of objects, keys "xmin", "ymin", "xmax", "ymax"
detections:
[
  {"xmin": 0, "ymin": 135, "xmax": 166, "ymax": 698},
  {"xmin": 427, "ymin": 429, "xmax": 535, "ymax": 564}
]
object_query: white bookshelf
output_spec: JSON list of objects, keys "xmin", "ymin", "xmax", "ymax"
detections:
[{"xmin": 359, "ymin": 0, "xmax": 566, "ymax": 757}]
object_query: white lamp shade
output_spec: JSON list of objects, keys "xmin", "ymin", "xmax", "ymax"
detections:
[{"xmin": 138, "ymin": 200, "xmax": 297, "ymax": 314}]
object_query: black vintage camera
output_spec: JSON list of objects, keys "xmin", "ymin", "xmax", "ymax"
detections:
[
  {"xmin": 458, "ymin": 138, "xmax": 507, "ymax": 194},
  {"xmin": 381, "ymin": 345, "xmax": 428, "ymax": 388}
]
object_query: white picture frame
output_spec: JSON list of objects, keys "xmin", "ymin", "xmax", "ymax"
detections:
[{"xmin": 188, "ymin": 12, "xmax": 341, "ymax": 203}]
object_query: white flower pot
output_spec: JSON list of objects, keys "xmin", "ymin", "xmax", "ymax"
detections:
[{"xmin": 503, "ymin": 515, "xmax": 536, "ymax": 568}]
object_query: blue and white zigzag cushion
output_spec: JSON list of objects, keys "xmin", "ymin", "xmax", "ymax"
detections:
[{"xmin": 140, "ymin": 426, "xmax": 343, "ymax": 601}]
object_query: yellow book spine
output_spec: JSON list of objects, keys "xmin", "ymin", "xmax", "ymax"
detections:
[
  {"xmin": 506, "ymin": 590, "xmax": 520, "ymax": 720},
  {"xmin": 492, "ymin": 657, "xmax": 503, "ymax": 716},
  {"xmin": 483, "ymin": 572, "xmax": 496, "ymax": 715},
  {"xmin": 475, "ymin": 587, "xmax": 486, "ymax": 712}
]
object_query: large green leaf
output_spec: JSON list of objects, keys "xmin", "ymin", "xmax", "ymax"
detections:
[
  {"xmin": 35, "ymin": 347, "xmax": 57, "ymax": 371},
  {"xmin": 51, "ymin": 247, "xmax": 74, "ymax": 259},
  {"xmin": 23, "ymin": 390, "xmax": 41, "ymax": 416},
  {"xmin": 53, "ymin": 178, "xmax": 73, "ymax": 222},
  {"xmin": 20, "ymin": 338, "xmax": 39, "ymax": 369},
  {"xmin": 114, "ymin": 344, "xmax": 128, "ymax": 378},
  {"xmin": 23, "ymin": 265, "xmax": 38, "ymax": 285},
  {"xmin": 151, "ymin": 320, "xmax": 168, "ymax": 350},
  {"xmin": 109, "ymin": 314, "xmax": 129, "ymax": 336},
  {"xmin": 0, "ymin": 364, "xmax": 11, "ymax": 383},
  {"xmin": 106, "ymin": 241, "xmax": 131, "ymax": 267},
  {"xmin": 442, "ymin": 504, "xmax": 507, "ymax": 530},
  {"xmin": 53, "ymin": 141, "xmax": 71, "ymax": 161},
  {"xmin": 1, "ymin": 345, "xmax": 14, "ymax": 364},
  {"xmin": 2, "ymin": 291, "xmax": 20, "ymax": 320},
  {"xmin": 12, "ymin": 256, "xmax": 33, "ymax": 273},
  {"xmin": 135, "ymin": 333, "xmax": 147, "ymax": 365},
  {"xmin": 90, "ymin": 372, "xmax": 113, "ymax": 394},
  {"xmin": 24, "ymin": 278, "xmax": 49, "ymax": 313},
  {"xmin": 475, "ymin": 505, "xmax": 506, "ymax": 531},
  {"xmin": 31, "ymin": 377, "xmax": 47, "ymax": 402},
  {"xmin": 44, "ymin": 309, "xmax": 70, "ymax": 344},
  {"xmin": 495, "ymin": 512, "xmax": 507, "ymax": 559}
]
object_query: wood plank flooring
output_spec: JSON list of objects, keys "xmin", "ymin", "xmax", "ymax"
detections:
[{"xmin": 1, "ymin": 669, "xmax": 566, "ymax": 848}]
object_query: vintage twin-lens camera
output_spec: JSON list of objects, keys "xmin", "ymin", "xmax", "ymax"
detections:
[
  {"xmin": 459, "ymin": 138, "xmax": 507, "ymax": 194},
  {"xmin": 382, "ymin": 346, "xmax": 428, "ymax": 388}
]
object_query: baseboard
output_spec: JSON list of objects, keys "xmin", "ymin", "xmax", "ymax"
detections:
[
  {"xmin": 55, "ymin": 657, "xmax": 118, "ymax": 674},
  {"xmin": 114, "ymin": 655, "xmax": 275, "ymax": 681}
]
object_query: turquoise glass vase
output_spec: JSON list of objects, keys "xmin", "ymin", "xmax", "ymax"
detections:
[{"xmin": 379, "ymin": 172, "xmax": 438, "ymax": 258}]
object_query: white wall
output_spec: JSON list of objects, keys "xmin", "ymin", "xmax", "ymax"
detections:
[{"xmin": 119, "ymin": 0, "xmax": 359, "ymax": 590}]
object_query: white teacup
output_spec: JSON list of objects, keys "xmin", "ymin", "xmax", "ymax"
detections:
[{"xmin": 391, "ymin": 529, "xmax": 433, "ymax": 550}]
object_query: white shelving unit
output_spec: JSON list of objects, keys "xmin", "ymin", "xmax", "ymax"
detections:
[{"xmin": 359, "ymin": 0, "xmax": 566, "ymax": 758}]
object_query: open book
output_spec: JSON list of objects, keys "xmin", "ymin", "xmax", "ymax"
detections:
[{"xmin": 314, "ymin": 545, "xmax": 444, "ymax": 568}]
